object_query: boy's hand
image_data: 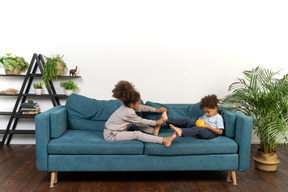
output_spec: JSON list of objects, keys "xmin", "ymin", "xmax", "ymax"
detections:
[
  {"xmin": 156, "ymin": 118, "xmax": 166, "ymax": 126},
  {"xmin": 155, "ymin": 107, "xmax": 167, "ymax": 113},
  {"xmin": 202, "ymin": 121, "xmax": 223, "ymax": 135},
  {"xmin": 201, "ymin": 121, "xmax": 210, "ymax": 129},
  {"xmin": 202, "ymin": 122, "xmax": 215, "ymax": 131}
]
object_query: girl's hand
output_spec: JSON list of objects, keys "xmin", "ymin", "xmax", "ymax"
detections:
[
  {"xmin": 156, "ymin": 118, "xmax": 166, "ymax": 126},
  {"xmin": 155, "ymin": 107, "xmax": 167, "ymax": 113}
]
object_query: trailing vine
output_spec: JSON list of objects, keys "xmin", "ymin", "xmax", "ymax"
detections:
[{"xmin": 43, "ymin": 54, "xmax": 67, "ymax": 89}]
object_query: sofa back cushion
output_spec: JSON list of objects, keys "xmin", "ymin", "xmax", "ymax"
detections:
[
  {"xmin": 65, "ymin": 94, "xmax": 122, "ymax": 131},
  {"xmin": 143, "ymin": 101, "xmax": 204, "ymax": 131},
  {"xmin": 143, "ymin": 101, "xmax": 236, "ymax": 138}
]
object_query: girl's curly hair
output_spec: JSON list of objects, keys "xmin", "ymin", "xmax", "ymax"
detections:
[
  {"xmin": 112, "ymin": 80, "xmax": 140, "ymax": 107},
  {"xmin": 199, "ymin": 94, "xmax": 219, "ymax": 109}
]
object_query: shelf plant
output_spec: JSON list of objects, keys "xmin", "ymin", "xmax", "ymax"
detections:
[
  {"xmin": 0, "ymin": 53, "xmax": 29, "ymax": 75},
  {"xmin": 220, "ymin": 66, "xmax": 288, "ymax": 171},
  {"xmin": 33, "ymin": 82, "xmax": 43, "ymax": 89},
  {"xmin": 33, "ymin": 82, "xmax": 43, "ymax": 95},
  {"xmin": 60, "ymin": 80, "xmax": 78, "ymax": 96},
  {"xmin": 43, "ymin": 54, "xmax": 67, "ymax": 89}
]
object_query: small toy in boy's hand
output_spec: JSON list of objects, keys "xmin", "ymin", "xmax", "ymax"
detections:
[{"xmin": 196, "ymin": 119, "xmax": 206, "ymax": 127}]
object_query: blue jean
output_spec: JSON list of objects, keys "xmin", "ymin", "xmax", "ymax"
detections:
[{"xmin": 167, "ymin": 118, "xmax": 216, "ymax": 139}]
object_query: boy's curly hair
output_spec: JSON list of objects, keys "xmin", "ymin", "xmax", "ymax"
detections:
[
  {"xmin": 112, "ymin": 80, "xmax": 140, "ymax": 107},
  {"xmin": 199, "ymin": 94, "xmax": 219, "ymax": 109}
]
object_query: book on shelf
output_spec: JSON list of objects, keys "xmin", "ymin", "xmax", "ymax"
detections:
[
  {"xmin": 21, "ymin": 111, "xmax": 39, "ymax": 115},
  {"xmin": 20, "ymin": 107, "xmax": 40, "ymax": 112},
  {"xmin": 21, "ymin": 109, "xmax": 40, "ymax": 114},
  {"xmin": 20, "ymin": 103, "xmax": 40, "ymax": 114},
  {"xmin": 20, "ymin": 103, "xmax": 39, "ymax": 108}
]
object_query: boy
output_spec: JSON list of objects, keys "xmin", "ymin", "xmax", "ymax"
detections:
[{"xmin": 163, "ymin": 94, "xmax": 224, "ymax": 139}]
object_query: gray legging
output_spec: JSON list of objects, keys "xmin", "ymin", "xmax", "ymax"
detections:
[{"xmin": 103, "ymin": 128, "xmax": 163, "ymax": 144}]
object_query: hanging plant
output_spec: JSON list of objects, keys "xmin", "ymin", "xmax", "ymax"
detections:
[{"xmin": 43, "ymin": 54, "xmax": 67, "ymax": 89}]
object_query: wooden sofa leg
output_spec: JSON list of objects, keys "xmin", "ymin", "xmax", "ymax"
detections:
[
  {"xmin": 50, "ymin": 172, "xmax": 58, "ymax": 188},
  {"xmin": 226, "ymin": 170, "xmax": 232, "ymax": 183},
  {"xmin": 231, "ymin": 170, "xmax": 237, "ymax": 185},
  {"xmin": 226, "ymin": 170, "xmax": 237, "ymax": 185},
  {"xmin": 55, "ymin": 172, "xmax": 58, "ymax": 184}
]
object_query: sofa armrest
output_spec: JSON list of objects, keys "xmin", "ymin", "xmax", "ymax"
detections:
[
  {"xmin": 234, "ymin": 112, "xmax": 253, "ymax": 171},
  {"xmin": 50, "ymin": 107, "xmax": 68, "ymax": 138},
  {"xmin": 35, "ymin": 105, "xmax": 64, "ymax": 171}
]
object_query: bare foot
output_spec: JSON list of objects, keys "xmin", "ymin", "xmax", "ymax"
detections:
[
  {"xmin": 170, "ymin": 124, "xmax": 182, "ymax": 137},
  {"xmin": 152, "ymin": 125, "xmax": 161, "ymax": 136},
  {"xmin": 162, "ymin": 132, "xmax": 177, "ymax": 147},
  {"xmin": 162, "ymin": 111, "xmax": 168, "ymax": 121}
]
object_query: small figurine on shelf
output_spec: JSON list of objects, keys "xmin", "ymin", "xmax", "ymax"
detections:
[{"xmin": 70, "ymin": 66, "xmax": 78, "ymax": 76}]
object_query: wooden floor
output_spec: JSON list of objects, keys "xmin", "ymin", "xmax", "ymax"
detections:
[{"xmin": 0, "ymin": 144, "xmax": 288, "ymax": 192}]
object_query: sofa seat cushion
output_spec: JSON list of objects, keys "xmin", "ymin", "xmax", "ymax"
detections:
[
  {"xmin": 48, "ymin": 130, "xmax": 144, "ymax": 155},
  {"xmin": 144, "ymin": 132, "xmax": 238, "ymax": 156}
]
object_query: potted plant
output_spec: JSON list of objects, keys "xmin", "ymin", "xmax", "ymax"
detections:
[
  {"xmin": 60, "ymin": 80, "xmax": 78, "ymax": 96},
  {"xmin": 0, "ymin": 53, "xmax": 29, "ymax": 75},
  {"xmin": 43, "ymin": 54, "xmax": 67, "ymax": 89},
  {"xmin": 33, "ymin": 82, "xmax": 43, "ymax": 95},
  {"xmin": 220, "ymin": 66, "xmax": 288, "ymax": 171}
]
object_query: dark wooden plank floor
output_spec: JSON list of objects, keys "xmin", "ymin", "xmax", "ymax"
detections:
[{"xmin": 0, "ymin": 144, "xmax": 287, "ymax": 192}]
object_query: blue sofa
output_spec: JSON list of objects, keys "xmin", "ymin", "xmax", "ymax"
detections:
[{"xmin": 35, "ymin": 94, "xmax": 253, "ymax": 187}]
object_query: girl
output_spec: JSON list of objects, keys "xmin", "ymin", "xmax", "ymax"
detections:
[
  {"xmin": 165, "ymin": 94, "xmax": 224, "ymax": 139},
  {"xmin": 104, "ymin": 80, "xmax": 177, "ymax": 147}
]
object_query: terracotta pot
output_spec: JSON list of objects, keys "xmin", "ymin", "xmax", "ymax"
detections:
[
  {"xmin": 253, "ymin": 149, "xmax": 280, "ymax": 171},
  {"xmin": 5, "ymin": 68, "xmax": 21, "ymax": 75},
  {"xmin": 56, "ymin": 62, "xmax": 63, "ymax": 76}
]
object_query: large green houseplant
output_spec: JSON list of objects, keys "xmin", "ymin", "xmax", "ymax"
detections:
[
  {"xmin": 0, "ymin": 53, "xmax": 29, "ymax": 75},
  {"xmin": 43, "ymin": 54, "xmax": 67, "ymax": 89},
  {"xmin": 221, "ymin": 66, "xmax": 288, "ymax": 171}
]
